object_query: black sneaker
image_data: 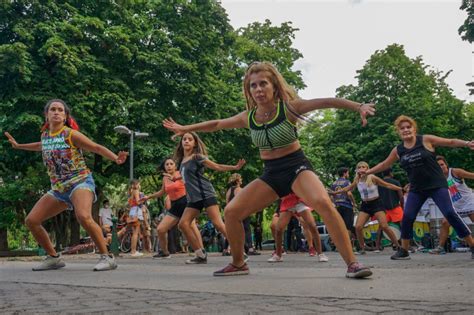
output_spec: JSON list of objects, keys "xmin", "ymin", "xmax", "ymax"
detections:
[
  {"xmin": 185, "ymin": 254, "xmax": 207, "ymax": 264},
  {"xmin": 153, "ymin": 251, "xmax": 171, "ymax": 259},
  {"xmin": 391, "ymin": 248, "xmax": 410, "ymax": 260}
]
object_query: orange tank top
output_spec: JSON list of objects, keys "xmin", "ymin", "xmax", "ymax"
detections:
[{"xmin": 165, "ymin": 172, "xmax": 186, "ymax": 201}]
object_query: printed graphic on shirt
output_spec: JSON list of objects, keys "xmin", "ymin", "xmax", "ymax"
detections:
[{"xmin": 447, "ymin": 178, "xmax": 462, "ymax": 203}]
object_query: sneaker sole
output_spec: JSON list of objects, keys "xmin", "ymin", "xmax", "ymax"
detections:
[
  {"xmin": 346, "ymin": 269, "xmax": 373, "ymax": 279},
  {"xmin": 213, "ymin": 270, "xmax": 249, "ymax": 276},
  {"xmin": 32, "ymin": 264, "xmax": 66, "ymax": 271},
  {"xmin": 93, "ymin": 264, "xmax": 118, "ymax": 271},
  {"xmin": 390, "ymin": 256, "xmax": 411, "ymax": 260}
]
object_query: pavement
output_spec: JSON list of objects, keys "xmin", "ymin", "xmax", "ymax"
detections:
[{"xmin": 1, "ymin": 249, "xmax": 473, "ymax": 314}]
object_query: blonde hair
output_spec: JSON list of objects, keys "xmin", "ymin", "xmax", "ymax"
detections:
[
  {"xmin": 394, "ymin": 115, "xmax": 417, "ymax": 132},
  {"xmin": 356, "ymin": 161, "xmax": 375, "ymax": 186},
  {"xmin": 243, "ymin": 61, "xmax": 298, "ymax": 111},
  {"xmin": 173, "ymin": 132, "xmax": 208, "ymax": 166},
  {"xmin": 228, "ymin": 173, "xmax": 242, "ymax": 186}
]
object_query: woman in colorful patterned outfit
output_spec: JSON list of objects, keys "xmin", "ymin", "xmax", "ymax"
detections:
[
  {"xmin": 163, "ymin": 61, "xmax": 374, "ymax": 278},
  {"xmin": 5, "ymin": 99, "xmax": 127, "ymax": 271},
  {"xmin": 173, "ymin": 132, "xmax": 245, "ymax": 264},
  {"xmin": 330, "ymin": 161, "xmax": 402, "ymax": 254},
  {"xmin": 429, "ymin": 156, "xmax": 474, "ymax": 257},
  {"xmin": 361, "ymin": 115, "xmax": 474, "ymax": 260},
  {"xmin": 143, "ymin": 157, "xmax": 202, "ymax": 259}
]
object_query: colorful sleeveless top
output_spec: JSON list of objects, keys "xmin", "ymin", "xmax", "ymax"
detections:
[
  {"xmin": 447, "ymin": 168, "xmax": 474, "ymax": 214},
  {"xmin": 164, "ymin": 171, "xmax": 186, "ymax": 201},
  {"xmin": 248, "ymin": 101, "xmax": 298, "ymax": 151},
  {"xmin": 41, "ymin": 126, "xmax": 90, "ymax": 192}
]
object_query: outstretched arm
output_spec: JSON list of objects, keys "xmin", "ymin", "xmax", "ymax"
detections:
[
  {"xmin": 373, "ymin": 176, "xmax": 402, "ymax": 191},
  {"xmin": 328, "ymin": 178, "xmax": 358, "ymax": 194},
  {"xmin": 202, "ymin": 158, "xmax": 246, "ymax": 172},
  {"xmin": 4, "ymin": 132, "xmax": 42, "ymax": 151},
  {"xmin": 424, "ymin": 135, "xmax": 474, "ymax": 150},
  {"xmin": 143, "ymin": 181, "xmax": 166, "ymax": 201},
  {"xmin": 290, "ymin": 98, "xmax": 376, "ymax": 127},
  {"xmin": 71, "ymin": 131, "xmax": 128, "ymax": 164},
  {"xmin": 452, "ymin": 168, "xmax": 474, "ymax": 180},
  {"xmin": 365, "ymin": 147, "xmax": 399, "ymax": 175},
  {"xmin": 163, "ymin": 111, "xmax": 248, "ymax": 137}
]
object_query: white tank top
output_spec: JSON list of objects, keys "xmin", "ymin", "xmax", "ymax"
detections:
[
  {"xmin": 357, "ymin": 181, "xmax": 379, "ymax": 201},
  {"xmin": 447, "ymin": 168, "xmax": 474, "ymax": 214}
]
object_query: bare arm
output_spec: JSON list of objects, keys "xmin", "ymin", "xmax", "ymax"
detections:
[
  {"xmin": 424, "ymin": 135, "xmax": 474, "ymax": 150},
  {"xmin": 372, "ymin": 176, "xmax": 402, "ymax": 191},
  {"xmin": 202, "ymin": 158, "xmax": 246, "ymax": 172},
  {"xmin": 144, "ymin": 181, "xmax": 166, "ymax": 201},
  {"xmin": 365, "ymin": 147, "xmax": 399, "ymax": 175},
  {"xmin": 4, "ymin": 132, "xmax": 42, "ymax": 151},
  {"xmin": 71, "ymin": 131, "xmax": 128, "ymax": 164},
  {"xmin": 290, "ymin": 98, "xmax": 375, "ymax": 127},
  {"xmin": 347, "ymin": 191, "xmax": 357, "ymax": 208},
  {"xmin": 162, "ymin": 111, "xmax": 248, "ymax": 137},
  {"xmin": 452, "ymin": 168, "xmax": 474, "ymax": 180}
]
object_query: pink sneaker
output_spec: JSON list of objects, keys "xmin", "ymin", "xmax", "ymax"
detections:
[
  {"xmin": 346, "ymin": 262, "xmax": 372, "ymax": 279},
  {"xmin": 213, "ymin": 263, "xmax": 249, "ymax": 276},
  {"xmin": 308, "ymin": 247, "xmax": 316, "ymax": 257}
]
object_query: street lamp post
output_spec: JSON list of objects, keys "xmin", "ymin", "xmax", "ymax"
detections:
[{"xmin": 114, "ymin": 125, "xmax": 149, "ymax": 182}]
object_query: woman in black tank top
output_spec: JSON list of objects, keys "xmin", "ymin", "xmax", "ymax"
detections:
[{"xmin": 363, "ymin": 115, "xmax": 474, "ymax": 260}]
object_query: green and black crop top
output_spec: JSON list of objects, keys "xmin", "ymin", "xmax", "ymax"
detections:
[{"xmin": 248, "ymin": 101, "xmax": 298, "ymax": 151}]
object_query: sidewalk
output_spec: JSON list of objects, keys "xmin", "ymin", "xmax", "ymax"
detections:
[{"xmin": 1, "ymin": 250, "xmax": 473, "ymax": 314}]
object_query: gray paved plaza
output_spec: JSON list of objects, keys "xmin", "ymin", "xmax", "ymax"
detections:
[{"xmin": 1, "ymin": 250, "xmax": 473, "ymax": 314}]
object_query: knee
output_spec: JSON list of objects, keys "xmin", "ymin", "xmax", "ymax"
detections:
[
  {"xmin": 76, "ymin": 213, "xmax": 94, "ymax": 226},
  {"xmin": 313, "ymin": 197, "xmax": 335, "ymax": 213},
  {"xmin": 355, "ymin": 224, "xmax": 364, "ymax": 232},
  {"xmin": 157, "ymin": 226, "xmax": 167, "ymax": 236},
  {"xmin": 178, "ymin": 221, "xmax": 189, "ymax": 232},
  {"xmin": 380, "ymin": 223, "xmax": 389, "ymax": 230},
  {"xmin": 25, "ymin": 215, "xmax": 39, "ymax": 229},
  {"xmin": 224, "ymin": 205, "xmax": 240, "ymax": 222}
]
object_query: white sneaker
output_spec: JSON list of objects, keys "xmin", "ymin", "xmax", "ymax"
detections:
[
  {"xmin": 130, "ymin": 252, "xmax": 143, "ymax": 257},
  {"xmin": 32, "ymin": 255, "xmax": 65, "ymax": 271},
  {"xmin": 318, "ymin": 253, "xmax": 329, "ymax": 262},
  {"xmin": 93, "ymin": 254, "xmax": 118, "ymax": 271},
  {"xmin": 267, "ymin": 254, "xmax": 283, "ymax": 263}
]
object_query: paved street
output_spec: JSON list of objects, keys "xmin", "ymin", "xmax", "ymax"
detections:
[{"xmin": 1, "ymin": 250, "xmax": 473, "ymax": 314}]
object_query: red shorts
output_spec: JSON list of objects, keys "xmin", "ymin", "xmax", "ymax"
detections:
[{"xmin": 385, "ymin": 205, "xmax": 403, "ymax": 223}]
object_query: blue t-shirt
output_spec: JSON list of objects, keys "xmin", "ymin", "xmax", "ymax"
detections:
[{"xmin": 331, "ymin": 178, "xmax": 353, "ymax": 209}]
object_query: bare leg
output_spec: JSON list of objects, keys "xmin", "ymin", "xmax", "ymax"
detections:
[
  {"xmin": 206, "ymin": 205, "xmax": 227, "ymax": 239},
  {"xmin": 299, "ymin": 211, "xmax": 322, "ymax": 254},
  {"xmin": 354, "ymin": 212, "xmax": 370, "ymax": 250},
  {"xmin": 224, "ymin": 179, "xmax": 278, "ymax": 267},
  {"xmin": 275, "ymin": 212, "xmax": 292, "ymax": 256},
  {"xmin": 374, "ymin": 211, "xmax": 399, "ymax": 247},
  {"xmin": 130, "ymin": 225, "xmax": 140, "ymax": 254},
  {"xmin": 191, "ymin": 219, "xmax": 204, "ymax": 249},
  {"xmin": 157, "ymin": 215, "xmax": 179, "ymax": 254},
  {"xmin": 25, "ymin": 194, "xmax": 68, "ymax": 256},
  {"xmin": 178, "ymin": 208, "xmax": 201, "ymax": 251},
  {"xmin": 292, "ymin": 172, "xmax": 358, "ymax": 266},
  {"xmin": 71, "ymin": 189, "xmax": 108, "ymax": 254}
]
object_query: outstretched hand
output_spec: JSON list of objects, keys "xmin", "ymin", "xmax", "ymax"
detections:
[
  {"xmin": 359, "ymin": 103, "xmax": 376, "ymax": 127},
  {"xmin": 4, "ymin": 132, "xmax": 19, "ymax": 149},
  {"xmin": 467, "ymin": 140, "xmax": 474, "ymax": 150},
  {"xmin": 234, "ymin": 159, "xmax": 246, "ymax": 170},
  {"xmin": 163, "ymin": 117, "xmax": 186, "ymax": 140},
  {"xmin": 115, "ymin": 151, "xmax": 129, "ymax": 164}
]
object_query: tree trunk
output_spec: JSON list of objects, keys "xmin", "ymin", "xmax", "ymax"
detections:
[
  {"xmin": 0, "ymin": 228, "xmax": 8, "ymax": 251},
  {"xmin": 69, "ymin": 214, "xmax": 80, "ymax": 245}
]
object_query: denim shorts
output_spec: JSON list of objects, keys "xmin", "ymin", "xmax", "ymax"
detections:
[{"xmin": 47, "ymin": 174, "xmax": 97, "ymax": 210}]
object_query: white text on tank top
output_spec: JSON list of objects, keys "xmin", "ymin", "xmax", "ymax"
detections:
[
  {"xmin": 447, "ymin": 168, "xmax": 474, "ymax": 210},
  {"xmin": 357, "ymin": 181, "xmax": 379, "ymax": 201}
]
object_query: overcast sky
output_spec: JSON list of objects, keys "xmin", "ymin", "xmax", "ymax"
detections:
[{"xmin": 220, "ymin": 0, "xmax": 472, "ymax": 102}]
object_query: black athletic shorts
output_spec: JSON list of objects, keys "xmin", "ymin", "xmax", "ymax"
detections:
[
  {"xmin": 186, "ymin": 196, "xmax": 218, "ymax": 211},
  {"xmin": 167, "ymin": 196, "xmax": 187, "ymax": 219},
  {"xmin": 260, "ymin": 149, "xmax": 314, "ymax": 197},
  {"xmin": 336, "ymin": 205, "xmax": 354, "ymax": 230},
  {"xmin": 360, "ymin": 198, "xmax": 385, "ymax": 216}
]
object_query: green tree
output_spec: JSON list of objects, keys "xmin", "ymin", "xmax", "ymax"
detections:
[
  {"xmin": 459, "ymin": 0, "xmax": 474, "ymax": 95},
  {"xmin": 0, "ymin": 1, "xmax": 305, "ymax": 249}
]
